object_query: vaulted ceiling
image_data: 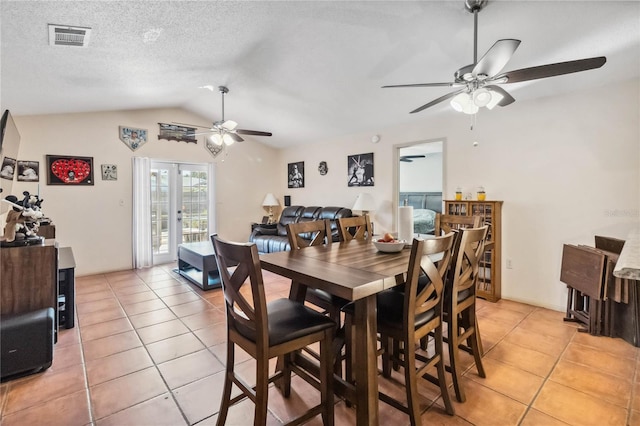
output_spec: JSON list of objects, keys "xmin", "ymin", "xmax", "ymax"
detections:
[{"xmin": 1, "ymin": 1, "xmax": 638, "ymax": 148}]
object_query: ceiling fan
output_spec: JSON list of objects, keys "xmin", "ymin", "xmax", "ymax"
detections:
[
  {"xmin": 400, "ymin": 155, "xmax": 426, "ymax": 162},
  {"xmin": 382, "ymin": 0, "xmax": 606, "ymax": 115},
  {"xmin": 174, "ymin": 86, "xmax": 272, "ymax": 146}
]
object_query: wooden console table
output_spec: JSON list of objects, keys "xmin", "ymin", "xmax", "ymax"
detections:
[{"xmin": 177, "ymin": 241, "xmax": 221, "ymax": 290}]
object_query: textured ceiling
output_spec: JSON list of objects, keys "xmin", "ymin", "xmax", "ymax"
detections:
[{"xmin": 1, "ymin": 1, "xmax": 639, "ymax": 149}]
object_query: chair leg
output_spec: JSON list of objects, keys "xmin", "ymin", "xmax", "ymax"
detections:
[
  {"xmin": 329, "ymin": 308, "xmax": 343, "ymax": 377},
  {"xmin": 466, "ymin": 308, "xmax": 486, "ymax": 378},
  {"xmin": 434, "ymin": 325, "xmax": 455, "ymax": 416},
  {"xmin": 403, "ymin": 337, "xmax": 421, "ymax": 426},
  {"xmin": 281, "ymin": 352, "xmax": 292, "ymax": 398},
  {"xmin": 448, "ymin": 311, "xmax": 466, "ymax": 403},
  {"xmin": 320, "ymin": 329, "xmax": 335, "ymax": 426},
  {"xmin": 344, "ymin": 316, "xmax": 355, "ymax": 407},
  {"xmin": 392, "ymin": 339, "xmax": 401, "ymax": 371},
  {"xmin": 216, "ymin": 340, "xmax": 235, "ymax": 426},
  {"xmin": 254, "ymin": 355, "xmax": 270, "ymax": 426},
  {"xmin": 381, "ymin": 333, "xmax": 392, "ymax": 378}
]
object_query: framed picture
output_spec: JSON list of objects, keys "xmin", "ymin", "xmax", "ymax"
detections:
[
  {"xmin": 46, "ymin": 155, "xmax": 94, "ymax": 185},
  {"xmin": 347, "ymin": 153, "xmax": 374, "ymax": 187},
  {"xmin": 101, "ymin": 164, "xmax": 118, "ymax": 181},
  {"xmin": 119, "ymin": 126, "xmax": 148, "ymax": 151},
  {"xmin": 158, "ymin": 123, "xmax": 197, "ymax": 144},
  {"xmin": 0, "ymin": 157, "xmax": 16, "ymax": 180},
  {"xmin": 16, "ymin": 160, "xmax": 39, "ymax": 182},
  {"xmin": 288, "ymin": 161, "xmax": 304, "ymax": 188}
]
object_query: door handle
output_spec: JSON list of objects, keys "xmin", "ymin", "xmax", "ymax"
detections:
[{"xmin": 177, "ymin": 210, "xmax": 182, "ymax": 222}]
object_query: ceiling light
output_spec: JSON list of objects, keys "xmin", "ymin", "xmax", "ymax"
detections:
[
  {"xmin": 486, "ymin": 90, "xmax": 505, "ymax": 110},
  {"xmin": 473, "ymin": 88, "xmax": 492, "ymax": 107},
  {"xmin": 208, "ymin": 134, "xmax": 223, "ymax": 146},
  {"xmin": 222, "ymin": 133, "xmax": 235, "ymax": 146},
  {"xmin": 450, "ymin": 92, "xmax": 479, "ymax": 115}
]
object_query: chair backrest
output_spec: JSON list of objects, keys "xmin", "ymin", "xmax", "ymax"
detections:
[
  {"xmin": 337, "ymin": 215, "xmax": 373, "ymax": 242},
  {"xmin": 449, "ymin": 226, "xmax": 489, "ymax": 300},
  {"xmin": 211, "ymin": 235, "xmax": 269, "ymax": 346},
  {"xmin": 404, "ymin": 233, "xmax": 456, "ymax": 324},
  {"xmin": 286, "ymin": 220, "xmax": 332, "ymax": 251},
  {"xmin": 434, "ymin": 213, "xmax": 482, "ymax": 236}
]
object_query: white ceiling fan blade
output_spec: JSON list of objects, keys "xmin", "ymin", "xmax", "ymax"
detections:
[
  {"xmin": 222, "ymin": 120, "xmax": 237, "ymax": 131},
  {"xmin": 472, "ymin": 39, "xmax": 521, "ymax": 78}
]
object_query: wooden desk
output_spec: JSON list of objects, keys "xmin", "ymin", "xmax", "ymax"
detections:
[{"xmin": 260, "ymin": 239, "xmax": 411, "ymax": 426}]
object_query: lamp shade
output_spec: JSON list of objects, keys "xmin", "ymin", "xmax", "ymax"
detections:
[
  {"xmin": 352, "ymin": 193, "xmax": 375, "ymax": 212},
  {"xmin": 262, "ymin": 193, "xmax": 279, "ymax": 207}
]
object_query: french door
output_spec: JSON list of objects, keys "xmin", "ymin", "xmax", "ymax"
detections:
[{"xmin": 150, "ymin": 161, "xmax": 211, "ymax": 265}]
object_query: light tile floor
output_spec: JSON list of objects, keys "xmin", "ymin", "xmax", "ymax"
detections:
[{"xmin": 1, "ymin": 263, "xmax": 638, "ymax": 425}]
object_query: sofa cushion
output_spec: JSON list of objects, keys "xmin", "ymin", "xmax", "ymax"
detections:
[
  {"xmin": 317, "ymin": 207, "xmax": 353, "ymax": 241},
  {"xmin": 277, "ymin": 206, "xmax": 304, "ymax": 236},
  {"xmin": 252, "ymin": 235, "xmax": 291, "ymax": 253}
]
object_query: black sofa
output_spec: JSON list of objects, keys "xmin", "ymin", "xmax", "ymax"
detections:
[{"xmin": 249, "ymin": 205, "xmax": 353, "ymax": 253}]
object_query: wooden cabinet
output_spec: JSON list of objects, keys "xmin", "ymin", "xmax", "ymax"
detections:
[
  {"xmin": 1, "ymin": 240, "xmax": 59, "ymax": 332},
  {"xmin": 444, "ymin": 200, "xmax": 503, "ymax": 302}
]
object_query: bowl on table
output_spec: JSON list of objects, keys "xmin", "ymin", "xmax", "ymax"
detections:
[{"xmin": 373, "ymin": 240, "xmax": 406, "ymax": 253}]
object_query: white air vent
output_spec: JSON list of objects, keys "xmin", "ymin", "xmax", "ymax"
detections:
[{"xmin": 48, "ymin": 24, "xmax": 91, "ymax": 47}]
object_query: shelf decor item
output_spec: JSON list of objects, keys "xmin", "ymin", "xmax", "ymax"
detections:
[
  {"xmin": 477, "ymin": 186, "xmax": 486, "ymax": 201},
  {"xmin": 455, "ymin": 187, "xmax": 463, "ymax": 201}
]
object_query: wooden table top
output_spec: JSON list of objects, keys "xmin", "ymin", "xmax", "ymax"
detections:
[{"xmin": 260, "ymin": 239, "xmax": 412, "ymax": 301}]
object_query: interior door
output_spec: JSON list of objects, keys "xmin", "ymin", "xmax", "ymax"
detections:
[{"xmin": 150, "ymin": 161, "xmax": 210, "ymax": 265}]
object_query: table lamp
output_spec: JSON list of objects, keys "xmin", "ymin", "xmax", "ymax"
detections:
[
  {"xmin": 262, "ymin": 193, "xmax": 279, "ymax": 224},
  {"xmin": 352, "ymin": 193, "xmax": 375, "ymax": 216}
]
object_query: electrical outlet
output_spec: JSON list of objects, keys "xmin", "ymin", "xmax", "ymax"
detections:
[{"xmin": 506, "ymin": 259, "xmax": 513, "ymax": 269}]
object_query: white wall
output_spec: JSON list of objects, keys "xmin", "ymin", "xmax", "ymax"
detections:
[
  {"xmin": 11, "ymin": 108, "xmax": 279, "ymax": 275},
  {"xmin": 277, "ymin": 78, "xmax": 640, "ymax": 311},
  {"xmin": 399, "ymin": 152, "xmax": 443, "ymax": 193}
]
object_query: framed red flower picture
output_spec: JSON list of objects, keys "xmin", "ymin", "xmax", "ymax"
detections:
[{"xmin": 46, "ymin": 155, "xmax": 94, "ymax": 185}]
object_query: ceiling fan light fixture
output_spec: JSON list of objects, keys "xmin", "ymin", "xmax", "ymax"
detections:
[
  {"xmin": 209, "ymin": 133, "xmax": 223, "ymax": 146},
  {"xmin": 222, "ymin": 133, "xmax": 235, "ymax": 146},
  {"xmin": 485, "ymin": 90, "xmax": 505, "ymax": 110},
  {"xmin": 450, "ymin": 92, "xmax": 479, "ymax": 115},
  {"xmin": 473, "ymin": 88, "xmax": 492, "ymax": 107}
]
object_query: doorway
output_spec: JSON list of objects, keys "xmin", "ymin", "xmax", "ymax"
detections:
[
  {"xmin": 150, "ymin": 161, "xmax": 212, "ymax": 265},
  {"xmin": 394, "ymin": 139, "xmax": 444, "ymax": 235}
]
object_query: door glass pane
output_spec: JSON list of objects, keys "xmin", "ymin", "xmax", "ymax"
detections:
[
  {"xmin": 181, "ymin": 168, "xmax": 208, "ymax": 243},
  {"xmin": 151, "ymin": 168, "xmax": 170, "ymax": 255}
]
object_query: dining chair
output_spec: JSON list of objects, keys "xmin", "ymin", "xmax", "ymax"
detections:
[
  {"xmin": 337, "ymin": 214, "xmax": 373, "ymax": 242},
  {"xmin": 434, "ymin": 213, "xmax": 482, "ymax": 236},
  {"xmin": 287, "ymin": 220, "xmax": 350, "ymax": 374},
  {"xmin": 443, "ymin": 225, "xmax": 489, "ymax": 403},
  {"xmin": 377, "ymin": 233, "xmax": 456, "ymax": 425},
  {"xmin": 211, "ymin": 235, "xmax": 336, "ymax": 426}
]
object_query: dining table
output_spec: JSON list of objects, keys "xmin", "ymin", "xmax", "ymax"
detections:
[{"xmin": 259, "ymin": 238, "xmax": 417, "ymax": 426}]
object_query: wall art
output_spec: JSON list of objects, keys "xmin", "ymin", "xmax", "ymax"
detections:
[
  {"xmin": 0, "ymin": 157, "xmax": 16, "ymax": 180},
  {"xmin": 119, "ymin": 126, "xmax": 148, "ymax": 151},
  {"xmin": 16, "ymin": 160, "xmax": 39, "ymax": 182},
  {"xmin": 318, "ymin": 161, "xmax": 328, "ymax": 175},
  {"xmin": 101, "ymin": 164, "xmax": 118, "ymax": 181},
  {"xmin": 347, "ymin": 152, "xmax": 374, "ymax": 187},
  {"xmin": 287, "ymin": 161, "xmax": 304, "ymax": 188},
  {"xmin": 158, "ymin": 123, "xmax": 197, "ymax": 143},
  {"xmin": 46, "ymin": 155, "xmax": 94, "ymax": 185},
  {"xmin": 205, "ymin": 139, "xmax": 224, "ymax": 159}
]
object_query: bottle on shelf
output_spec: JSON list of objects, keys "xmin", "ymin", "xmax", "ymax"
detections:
[{"xmin": 477, "ymin": 186, "xmax": 486, "ymax": 201}]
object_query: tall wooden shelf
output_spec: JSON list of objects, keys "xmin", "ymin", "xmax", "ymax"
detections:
[{"xmin": 444, "ymin": 200, "xmax": 503, "ymax": 302}]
